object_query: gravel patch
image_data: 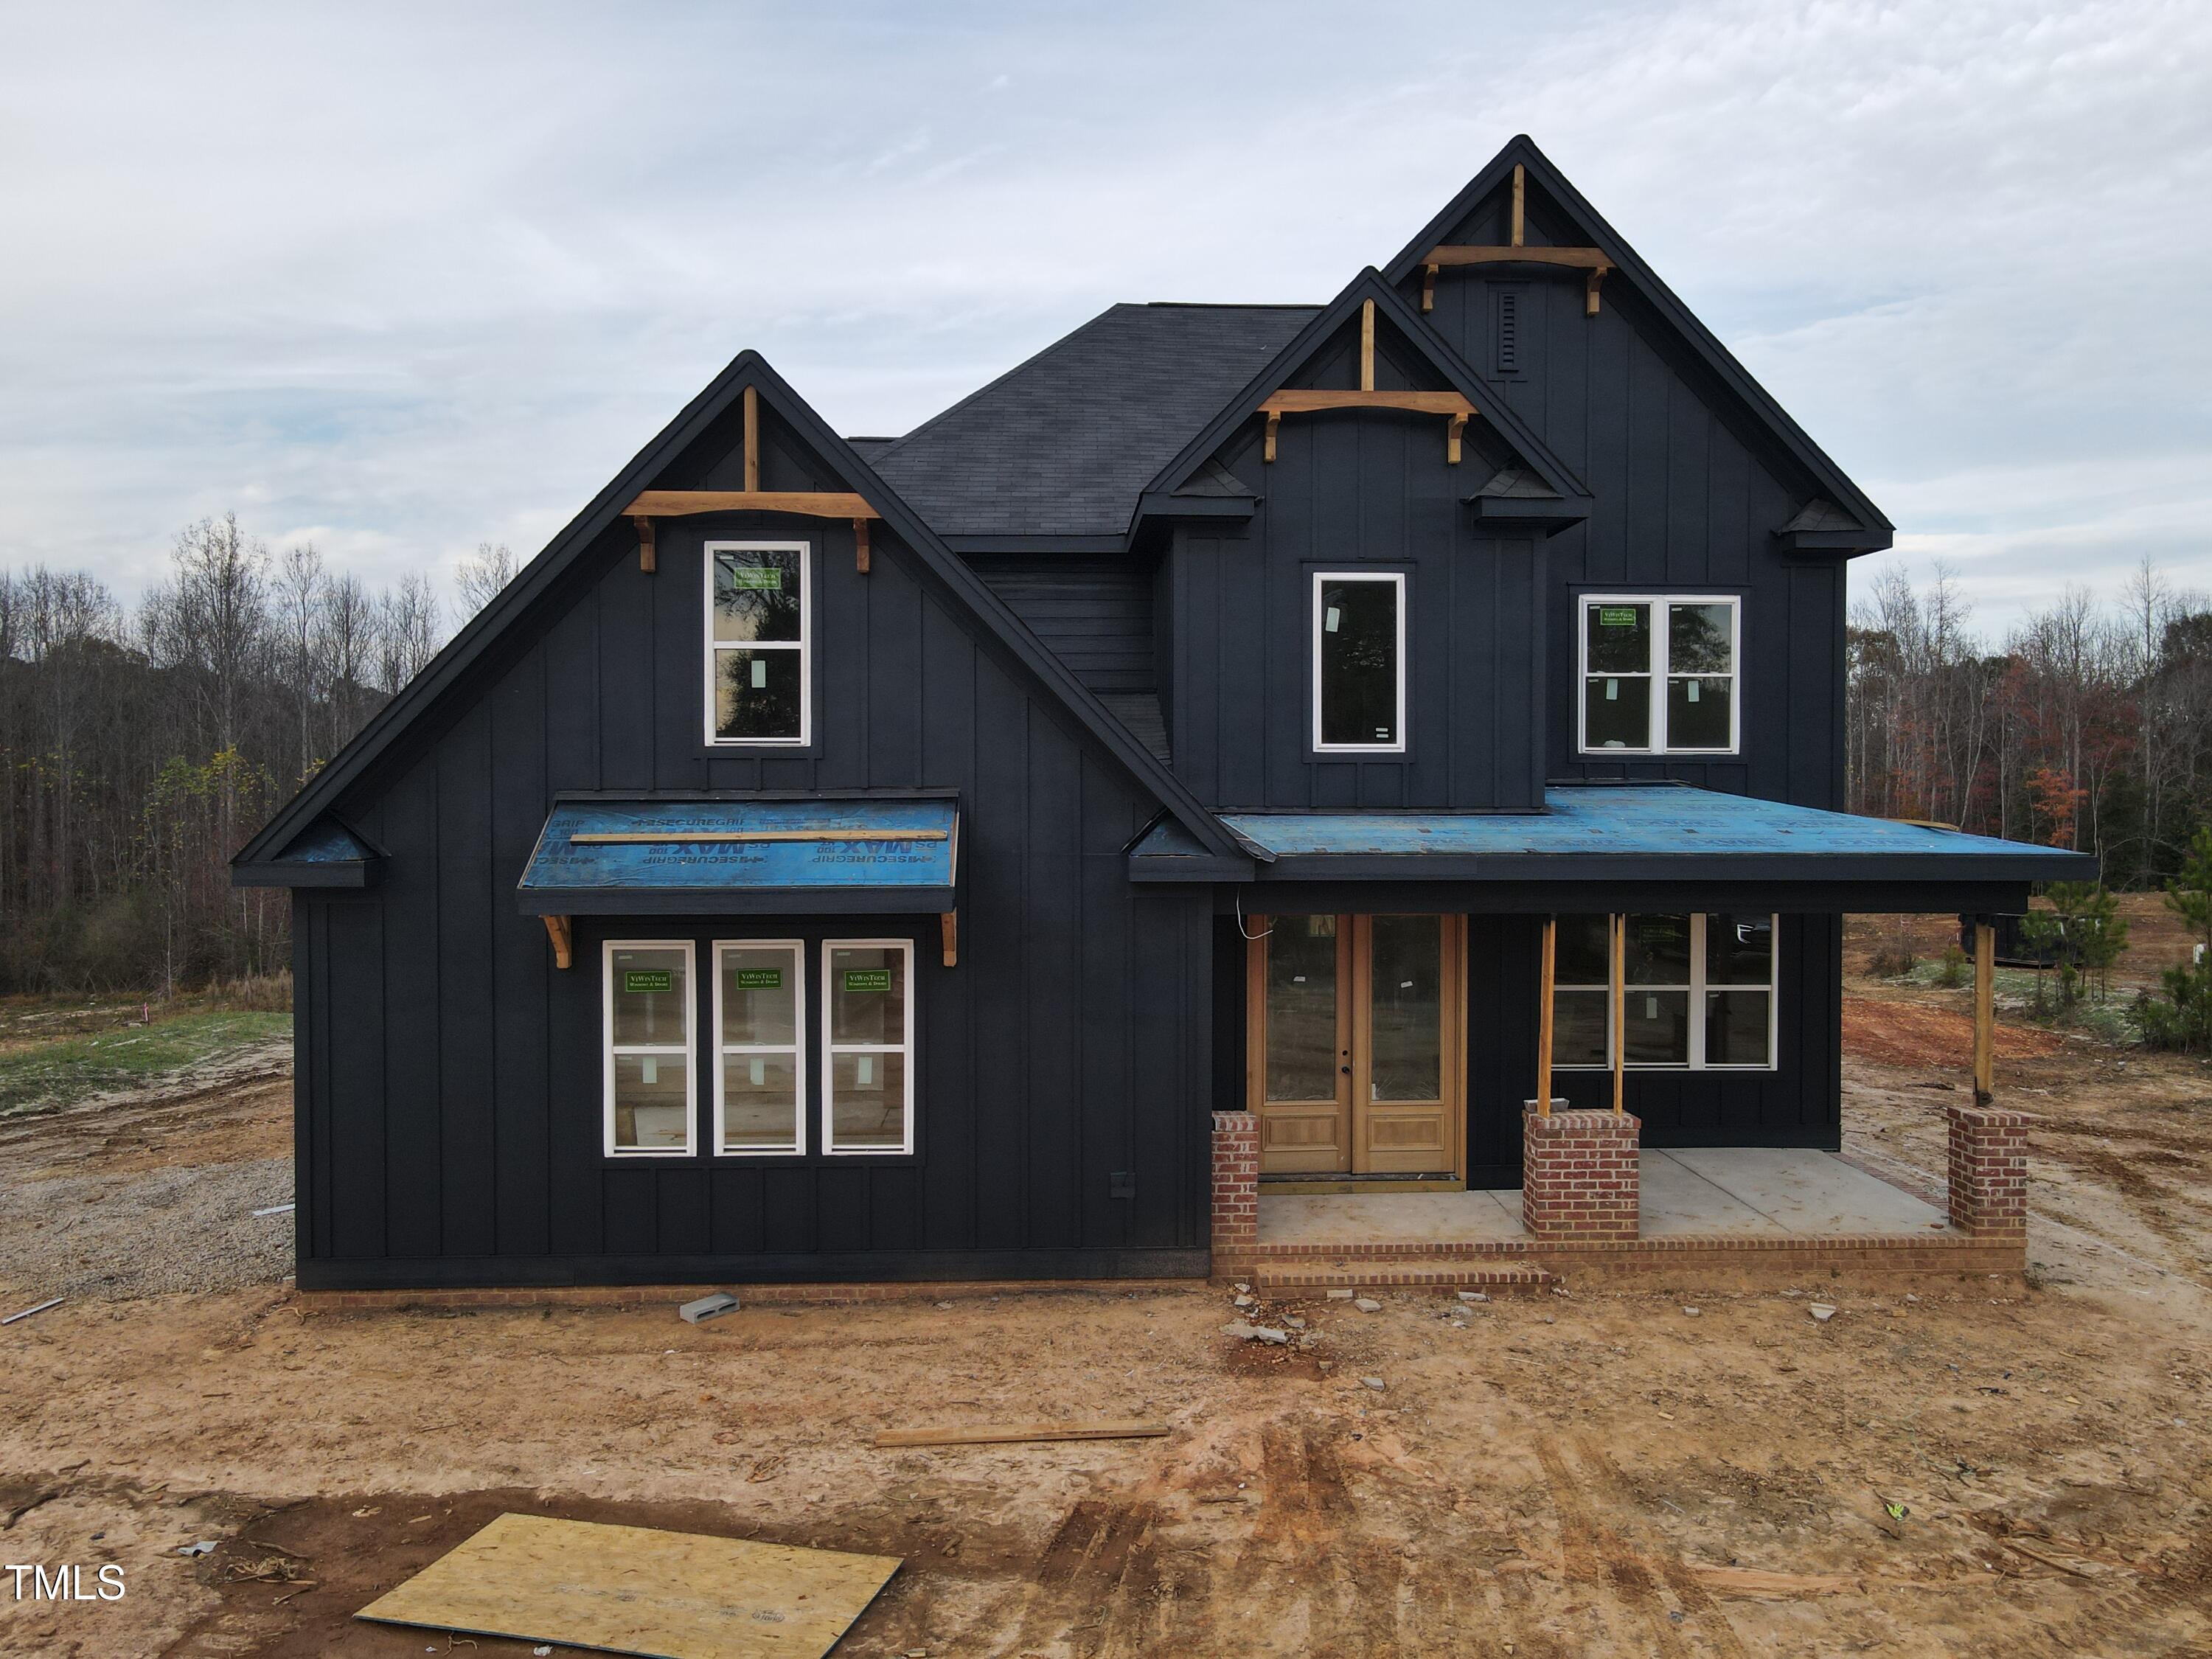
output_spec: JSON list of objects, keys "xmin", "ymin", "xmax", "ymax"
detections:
[{"xmin": 0, "ymin": 1157, "xmax": 293, "ymax": 1301}]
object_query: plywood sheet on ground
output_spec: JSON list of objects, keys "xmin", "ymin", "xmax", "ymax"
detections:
[{"xmin": 354, "ymin": 1512, "xmax": 900, "ymax": 1658}]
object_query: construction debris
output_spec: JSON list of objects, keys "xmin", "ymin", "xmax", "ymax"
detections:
[
  {"xmin": 872, "ymin": 1422, "xmax": 1170, "ymax": 1449},
  {"xmin": 1353, "ymin": 1298, "xmax": 1382, "ymax": 1313},
  {"xmin": 1, "ymin": 1297, "xmax": 62, "ymax": 1326},
  {"xmin": 1220, "ymin": 1321, "xmax": 1290, "ymax": 1344},
  {"xmin": 251, "ymin": 1203, "xmax": 295, "ymax": 1218},
  {"xmin": 1809, "ymin": 1304, "xmax": 1838, "ymax": 1322},
  {"xmin": 678, "ymin": 1293, "xmax": 740, "ymax": 1324}
]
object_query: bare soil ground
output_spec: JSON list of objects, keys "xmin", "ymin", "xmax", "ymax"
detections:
[{"xmin": 4, "ymin": 979, "xmax": 2211, "ymax": 1655}]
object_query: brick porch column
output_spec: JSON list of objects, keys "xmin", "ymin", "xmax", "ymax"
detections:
[
  {"xmin": 1523, "ymin": 1103, "xmax": 1641, "ymax": 1244},
  {"xmin": 1947, "ymin": 1103, "xmax": 2028, "ymax": 1239},
  {"xmin": 1211, "ymin": 1111, "xmax": 1260, "ymax": 1261}
]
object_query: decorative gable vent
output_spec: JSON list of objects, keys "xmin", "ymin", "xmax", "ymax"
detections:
[{"xmin": 1494, "ymin": 287, "xmax": 1523, "ymax": 376}]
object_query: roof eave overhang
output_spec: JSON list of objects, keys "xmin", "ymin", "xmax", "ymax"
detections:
[
  {"xmin": 1774, "ymin": 527, "xmax": 1895, "ymax": 557},
  {"xmin": 231, "ymin": 858, "xmax": 380, "ymax": 891},
  {"xmin": 1464, "ymin": 494, "xmax": 1593, "ymax": 536}
]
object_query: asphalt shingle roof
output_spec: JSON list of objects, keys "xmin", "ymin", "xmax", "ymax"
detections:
[{"xmin": 866, "ymin": 303, "xmax": 1318, "ymax": 540}]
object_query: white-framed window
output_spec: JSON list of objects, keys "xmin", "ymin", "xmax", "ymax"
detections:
[
  {"xmin": 1578, "ymin": 594, "xmax": 1739, "ymax": 754},
  {"xmin": 1553, "ymin": 914, "xmax": 1778, "ymax": 1071},
  {"xmin": 1312, "ymin": 571, "xmax": 1407, "ymax": 754},
  {"xmin": 706, "ymin": 540, "xmax": 810, "ymax": 745},
  {"xmin": 712, "ymin": 940, "xmax": 804, "ymax": 1155},
  {"xmin": 822, "ymin": 939, "xmax": 914, "ymax": 1155},
  {"xmin": 603, "ymin": 940, "xmax": 696, "ymax": 1155}
]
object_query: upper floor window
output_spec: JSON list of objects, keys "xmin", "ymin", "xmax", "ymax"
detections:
[
  {"xmin": 1312, "ymin": 571, "xmax": 1405, "ymax": 754},
  {"xmin": 706, "ymin": 540, "xmax": 810, "ymax": 745},
  {"xmin": 1579, "ymin": 594, "xmax": 1738, "ymax": 754}
]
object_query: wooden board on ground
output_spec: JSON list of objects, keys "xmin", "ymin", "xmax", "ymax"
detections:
[
  {"xmin": 873, "ymin": 1420, "xmax": 1170, "ymax": 1449},
  {"xmin": 354, "ymin": 1512, "xmax": 900, "ymax": 1659}
]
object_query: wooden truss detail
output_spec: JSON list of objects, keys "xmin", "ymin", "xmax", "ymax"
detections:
[
  {"xmin": 1259, "ymin": 388, "xmax": 1478, "ymax": 465},
  {"xmin": 1420, "ymin": 164, "xmax": 1611, "ymax": 316},
  {"xmin": 629, "ymin": 383, "xmax": 881, "ymax": 571}
]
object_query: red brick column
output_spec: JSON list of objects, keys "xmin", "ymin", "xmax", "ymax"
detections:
[
  {"xmin": 1523, "ymin": 1104, "xmax": 1641, "ymax": 1244},
  {"xmin": 1947, "ymin": 1103, "xmax": 2028, "ymax": 1239},
  {"xmin": 1211, "ymin": 1111, "xmax": 1259, "ymax": 1262}
]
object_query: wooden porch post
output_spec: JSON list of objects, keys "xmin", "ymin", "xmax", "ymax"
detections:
[
  {"xmin": 1973, "ymin": 917, "xmax": 1996, "ymax": 1105},
  {"xmin": 1536, "ymin": 917, "xmax": 1556, "ymax": 1116},
  {"xmin": 1610, "ymin": 914, "xmax": 1626, "ymax": 1116}
]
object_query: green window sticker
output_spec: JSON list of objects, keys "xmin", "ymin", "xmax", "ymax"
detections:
[
  {"xmin": 734, "ymin": 968, "xmax": 783, "ymax": 990},
  {"xmin": 724, "ymin": 566, "xmax": 782, "ymax": 591},
  {"xmin": 623, "ymin": 970, "xmax": 674, "ymax": 994},
  {"xmin": 1598, "ymin": 606, "xmax": 1640, "ymax": 627},
  {"xmin": 842, "ymin": 969, "xmax": 893, "ymax": 993}
]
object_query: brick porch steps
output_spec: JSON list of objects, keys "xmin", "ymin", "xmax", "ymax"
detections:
[{"xmin": 1251, "ymin": 1258, "xmax": 1556, "ymax": 1293}]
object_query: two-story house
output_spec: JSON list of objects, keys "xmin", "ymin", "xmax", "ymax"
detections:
[{"xmin": 234, "ymin": 137, "xmax": 2088, "ymax": 1292}]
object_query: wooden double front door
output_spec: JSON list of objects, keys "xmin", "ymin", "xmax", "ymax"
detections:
[{"xmin": 1247, "ymin": 914, "xmax": 1466, "ymax": 1176}]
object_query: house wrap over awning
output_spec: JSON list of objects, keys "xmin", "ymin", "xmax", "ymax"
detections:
[
  {"xmin": 518, "ymin": 795, "xmax": 957, "ymax": 915},
  {"xmin": 1128, "ymin": 784, "xmax": 2095, "ymax": 908}
]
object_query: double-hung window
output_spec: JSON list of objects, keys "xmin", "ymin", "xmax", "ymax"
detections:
[
  {"xmin": 714, "ymin": 942, "xmax": 804, "ymax": 1154},
  {"xmin": 1579, "ymin": 595, "xmax": 1738, "ymax": 754},
  {"xmin": 1552, "ymin": 914, "xmax": 1777, "ymax": 1071},
  {"xmin": 706, "ymin": 540, "xmax": 810, "ymax": 745},
  {"xmin": 1312, "ymin": 571, "xmax": 1405, "ymax": 753},
  {"xmin": 604, "ymin": 941, "xmax": 695, "ymax": 1155},
  {"xmin": 824, "ymin": 940, "xmax": 915, "ymax": 1155}
]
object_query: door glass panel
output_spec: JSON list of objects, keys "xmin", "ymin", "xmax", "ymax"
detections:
[
  {"xmin": 1265, "ymin": 915, "xmax": 1338, "ymax": 1101},
  {"xmin": 1368, "ymin": 914, "xmax": 1441, "ymax": 1100}
]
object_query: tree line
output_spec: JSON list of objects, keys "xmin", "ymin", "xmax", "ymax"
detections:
[
  {"xmin": 2, "ymin": 521, "xmax": 2208, "ymax": 997},
  {"xmin": 1846, "ymin": 558, "xmax": 2212, "ymax": 883},
  {"xmin": 0, "ymin": 516, "xmax": 513, "ymax": 993}
]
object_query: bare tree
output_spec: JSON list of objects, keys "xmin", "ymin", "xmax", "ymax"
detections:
[
  {"xmin": 455, "ymin": 541, "xmax": 518, "ymax": 617},
  {"xmin": 375, "ymin": 571, "xmax": 444, "ymax": 692},
  {"xmin": 275, "ymin": 543, "xmax": 325, "ymax": 785}
]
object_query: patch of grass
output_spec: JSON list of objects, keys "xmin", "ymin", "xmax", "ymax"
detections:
[{"xmin": 0, "ymin": 1009, "xmax": 292, "ymax": 1115}]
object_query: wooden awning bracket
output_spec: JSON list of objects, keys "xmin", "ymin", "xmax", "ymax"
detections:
[
  {"xmin": 543, "ymin": 914, "xmax": 574, "ymax": 970},
  {"xmin": 1258, "ymin": 388, "xmax": 1477, "ymax": 465},
  {"xmin": 633, "ymin": 515, "xmax": 656, "ymax": 574},
  {"xmin": 939, "ymin": 909, "xmax": 958, "ymax": 969},
  {"xmin": 855, "ymin": 518, "xmax": 871, "ymax": 574}
]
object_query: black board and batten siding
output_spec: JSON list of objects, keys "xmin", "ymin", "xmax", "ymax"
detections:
[
  {"xmin": 1399, "ymin": 193, "xmax": 1848, "ymax": 808},
  {"xmin": 1167, "ymin": 315, "xmax": 1548, "ymax": 813},
  {"xmin": 294, "ymin": 508, "xmax": 1213, "ymax": 1289}
]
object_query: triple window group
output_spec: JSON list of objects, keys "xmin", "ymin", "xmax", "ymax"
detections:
[{"xmin": 604, "ymin": 938, "xmax": 915, "ymax": 1157}]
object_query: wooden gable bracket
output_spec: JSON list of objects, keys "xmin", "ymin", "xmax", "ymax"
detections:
[
  {"xmin": 939, "ymin": 909, "xmax": 958, "ymax": 968},
  {"xmin": 1258, "ymin": 388, "xmax": 1478, "ymax": 465},
  {"xmin": 543, "ymin": 914, "xmax": 574, "ymax": 970},
  {"xmin": 1419, "ymin": 165, "xmax": 1611, "ymax": 316},
  {"xmin": 626, "ymin": 384, "xmax": 886, "ymax": 569}
]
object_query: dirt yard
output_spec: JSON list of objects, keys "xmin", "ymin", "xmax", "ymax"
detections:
[{"xmin": 3, "ymin": 971, "xmax": 2210, "ymax": 1655}]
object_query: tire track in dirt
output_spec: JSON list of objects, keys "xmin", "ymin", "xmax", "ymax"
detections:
[
  {"xmin": 1961, "ymin": 1530, "xmax": 2212, "ymax": 1659},
  {"xmin": 1534, "ymin": 1436, "xmax": 1736, "ymax": 1659}
]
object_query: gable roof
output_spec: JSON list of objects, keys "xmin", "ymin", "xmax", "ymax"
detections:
[
  {"xmin": 866, "ymin": 303, "xmax": 1318, "ymax": 544},
  {"xmin": 1383, "ymin": 135, "xmax": 1891, "ymax": 549},
  {"xmin": 234, "ymin": 351, "xmax": 1251, "ymax": 871},
  {"xmin": 1141, "ymin": 267, "xmax": 1593, "ymax": 518}
]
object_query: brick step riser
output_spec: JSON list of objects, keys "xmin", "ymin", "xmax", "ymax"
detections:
[
  {"xmin": 1253, "ymin": 1241, "xmax": 1533, "ymax": 1260},
  {"xmin": 1255, "ymin": 1267, "xmax": 1555, "ymax": 1293}
]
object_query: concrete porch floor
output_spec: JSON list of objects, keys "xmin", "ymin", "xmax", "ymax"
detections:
[{"xmin": 1256, "ymin": 1148, "xmax": 1952, "ymax": 1249}]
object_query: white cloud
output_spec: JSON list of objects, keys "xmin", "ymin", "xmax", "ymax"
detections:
[{"xmin": 1, "ymin": 1, "xmax": 2206, "ymax": 634}]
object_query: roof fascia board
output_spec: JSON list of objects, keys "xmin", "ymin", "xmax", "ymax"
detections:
[{"xmin": 1383, "ymin": 136, "xmax": 1891, "ymax": 539}]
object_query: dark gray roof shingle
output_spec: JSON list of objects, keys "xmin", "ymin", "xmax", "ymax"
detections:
[{"xmin": 868, "ymin": 303, "xmax": 1318, "ymax": 539}]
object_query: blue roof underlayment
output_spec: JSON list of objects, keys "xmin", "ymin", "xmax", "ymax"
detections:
[
  {"xmin": 518, "ymin": 796, "xmax": 958, "ymax": 913},
  {"xmin": 1130, "ymin": 785, "xmax": 2096, "ymax": 886}
]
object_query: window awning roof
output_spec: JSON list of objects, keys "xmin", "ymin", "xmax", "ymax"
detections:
[
  {"xmin": 1130, "ymin": 785, "xmax": 2096, "ymax": 899},
  {"xmin": 519, "ymin": 795, "xmax": 957, "ymax": 915}
]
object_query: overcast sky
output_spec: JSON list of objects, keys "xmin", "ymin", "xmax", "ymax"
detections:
[{"xmin": 4, "ymin": 1, "xmax": 2208, "ymax": 636}]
